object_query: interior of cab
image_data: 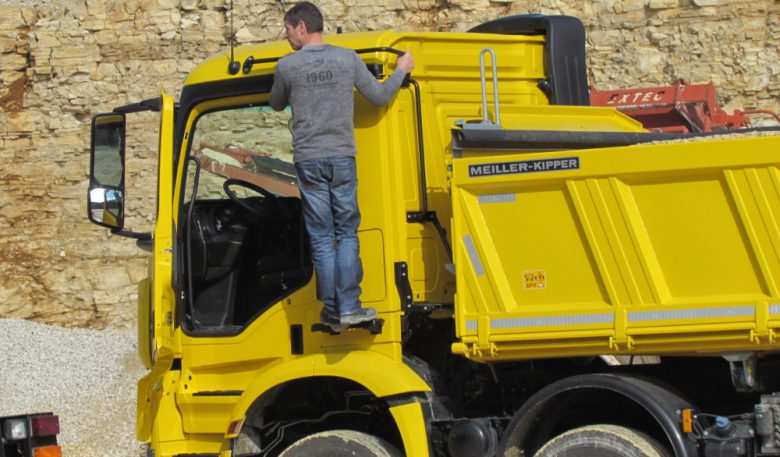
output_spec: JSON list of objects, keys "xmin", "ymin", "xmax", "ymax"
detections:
[{"xmin": 179, "ymin": 104, "xmax": 311, "ymax": 334}]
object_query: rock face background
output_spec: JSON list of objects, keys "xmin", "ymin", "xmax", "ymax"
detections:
[{"xmin": 1, "ymin": 0, "xmax": 778, "ymax": 329}]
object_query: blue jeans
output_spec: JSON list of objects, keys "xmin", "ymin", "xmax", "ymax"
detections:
[{"xmin": 295, "ymin": 157, "xmax": 363, "ymax": 317}]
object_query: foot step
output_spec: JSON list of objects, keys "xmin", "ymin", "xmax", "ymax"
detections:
[{"xmin": 311, "ymin": 318, "xmax": 384, "ymax": 335}]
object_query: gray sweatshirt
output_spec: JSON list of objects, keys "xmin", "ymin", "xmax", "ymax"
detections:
[{"xmin": 269, "ymin": 44, "xmax": 406, "ymax": 163}]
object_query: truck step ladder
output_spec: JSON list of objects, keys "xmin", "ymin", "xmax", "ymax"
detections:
[{"xmin": 311, "ymin": 318, "xmax": 385, "ymax": 335}]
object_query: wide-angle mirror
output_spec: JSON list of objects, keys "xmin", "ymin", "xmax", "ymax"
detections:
[{"xmin": 88, "ymin": 187, "xmax": 124, "ymax": 228}]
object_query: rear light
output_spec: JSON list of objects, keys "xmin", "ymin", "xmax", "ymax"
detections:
[
  {"xmin": 1, "ymin": 413, "xmax": 60, "ymax": 457},
  {"xmin": 33, "ymin": 446, "xmax": 62, "ymax": 457},
  {"xmin": 31, "ymin": 415, "xmax": 60, "ymax": 437},
  {"xmin": 3, "ymin": 418, "xmax": 27, "ymax": 440}
]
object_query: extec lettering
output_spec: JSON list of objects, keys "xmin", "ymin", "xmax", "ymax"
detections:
[
  {"xmin": 469, "ymin": 157, "xmax": 580, "ymax": 177},
  {"xmin": 607, "ymin": 90, "xmax": 666, "ymax": 105}
]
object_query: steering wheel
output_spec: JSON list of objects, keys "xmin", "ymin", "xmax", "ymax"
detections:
[{"xmin": 223, "ymin": 178, "xmax": 283, "ymax": 221}]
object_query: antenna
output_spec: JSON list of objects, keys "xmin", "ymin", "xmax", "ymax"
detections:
[{"xmin": 227, "ymin": 0, "xmax": 240, "ymax": 74}]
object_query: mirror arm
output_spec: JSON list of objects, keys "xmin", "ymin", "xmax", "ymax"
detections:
[
  {"xmin": 113, "ymin": 97, "xmax": 162, "ymax": 114},
  {"xmin": 136, "ymin": 238, "xmax": 154, "ymax": 252},
  {"xmin": 110, "ymin": 228, "xmax": 153, "ymax": 241}
]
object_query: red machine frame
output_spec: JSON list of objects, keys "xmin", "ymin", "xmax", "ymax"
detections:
[{"xmin": 590, "ymin": 79, "xmax": 780, "ymax": 133}]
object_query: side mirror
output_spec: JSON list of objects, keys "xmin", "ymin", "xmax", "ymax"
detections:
[{"xmin": 88, "ymin": 113, "xmax": 126, "ymax": 229}]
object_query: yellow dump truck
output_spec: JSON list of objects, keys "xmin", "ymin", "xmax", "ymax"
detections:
[{"xmin": 87, "ymin": 14, "xmax": 780, "ymax": 457}]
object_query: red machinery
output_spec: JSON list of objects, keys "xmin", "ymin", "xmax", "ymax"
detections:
[{"xmin": 590, "ymin": 79, "xmax": 780, "ymax": 133}]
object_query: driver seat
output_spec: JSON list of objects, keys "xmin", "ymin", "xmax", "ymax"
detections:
[{"xmin": 256, "ymin": 254, "xmax": 308, "ymax": 291}]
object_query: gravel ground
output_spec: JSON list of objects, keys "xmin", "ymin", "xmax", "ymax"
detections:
[{"xmin": 0, "ymin": 319, "xmax": 146, "ymax": 457}]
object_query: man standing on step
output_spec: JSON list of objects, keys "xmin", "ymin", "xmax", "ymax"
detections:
[{"xmin": 270, "ymin": 1, "xmax": 414, "ymax": 331}]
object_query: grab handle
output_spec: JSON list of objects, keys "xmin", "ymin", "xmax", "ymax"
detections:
[{"xmin": 479, "ymin": 48, "xmax": 501, "ymax": 127}]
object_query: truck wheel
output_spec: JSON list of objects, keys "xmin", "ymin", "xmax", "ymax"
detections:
[
  {"xmin": 279, "ymin": 429, "xmax": 401, "ymax": 457},
  {"xmin": 534, "ymin": 424, "xmax": 671, "ymax": 457}
]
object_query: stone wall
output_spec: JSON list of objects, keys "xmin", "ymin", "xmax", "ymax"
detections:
[{"xmin": 1, "ymin": 0, "xmax": 778, "ymax": 329}]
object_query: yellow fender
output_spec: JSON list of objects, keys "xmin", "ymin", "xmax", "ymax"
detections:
[{"xmin": 229, "ymin": 350, "xmax": 432, "ymax": 453}]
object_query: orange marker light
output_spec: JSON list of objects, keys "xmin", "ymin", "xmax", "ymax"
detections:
[
  {"xmin": 33, "ymin": 445, "xmax": 62, "ymax": 457},
  {"xmin": 681, "ymin": 409, "xmax": 693, "ymax": 433},
  {"xmin": 226, "ymin": 418, "xmax": 244, "ymax": 438}
]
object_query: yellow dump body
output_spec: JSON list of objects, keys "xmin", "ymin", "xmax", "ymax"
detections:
[{"xmin": 451, "ymin": 127, "xmax": 780, "ymax": 361}]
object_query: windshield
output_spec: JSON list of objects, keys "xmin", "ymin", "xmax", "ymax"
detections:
[{"xmin": 189, "ymin": 105, "xmax": 296, "ymax": 200}]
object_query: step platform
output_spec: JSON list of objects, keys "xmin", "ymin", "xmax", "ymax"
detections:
[{"xmin": 311, "ymin": 318, "xmax": 384, "ymax": 335}]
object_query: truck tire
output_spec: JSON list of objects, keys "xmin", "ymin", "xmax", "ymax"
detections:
[
  {"xmin": 534, "ymin": 424, "xmax": 671, "ymax": 457},
  {"xmin": 278, "ymin": 429, "xmax": 401, "ymax": 457}
]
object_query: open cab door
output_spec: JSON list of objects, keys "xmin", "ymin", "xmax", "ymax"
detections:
[
  {"xmin": 87, "ymin": 90, "xmax": 179, "ymax": 444},
  {"xmin": 136, "ymin": 90, "xmax": 182, "ymax": 444}
]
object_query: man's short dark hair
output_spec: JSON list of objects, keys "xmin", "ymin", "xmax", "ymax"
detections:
[{"xmin": 284, "ymin": 2, "xmax": 324, "ymax": 33}]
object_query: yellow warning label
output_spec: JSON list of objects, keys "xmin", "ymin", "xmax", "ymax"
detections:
[{"xmin": 523, "ymin": 270, "xmax": 546, "ymax": 290}]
